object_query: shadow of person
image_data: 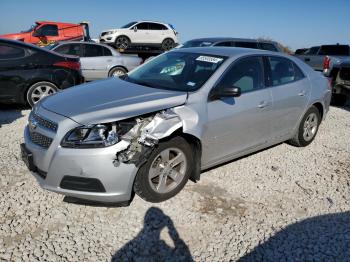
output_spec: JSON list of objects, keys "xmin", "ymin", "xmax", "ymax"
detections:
[
  {"xmin": 239, "ymin": 212, "xmax": 350, "ymax": 261},
  {"xmin": 0, "ymin": 103, "xmax": 26, "ymax": 127},
  {"xmin": 112, "ymin": 207, "xmax": 193, "ymax": 262}
]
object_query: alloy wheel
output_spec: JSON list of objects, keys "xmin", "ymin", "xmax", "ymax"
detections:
[{"xmin": 303, "ymin": 112, "xmax": 318, "ymax": 141}]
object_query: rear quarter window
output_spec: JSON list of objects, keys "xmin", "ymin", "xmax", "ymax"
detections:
[{"xmin": 0, "ymin": 44, "xmax": 26, "ymax": 59}]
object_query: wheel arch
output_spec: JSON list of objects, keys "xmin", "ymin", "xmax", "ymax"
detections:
[
  {"xmin": 312, "ymin": 102, "xmax": 324, "ymax": 120},
  {"xmin": 115, "ymin": 35, "xmax": 131, "ymax": 44},
  {"xmin": 108, "ymin": 65, "xmax": 128, "ymax": 77}
]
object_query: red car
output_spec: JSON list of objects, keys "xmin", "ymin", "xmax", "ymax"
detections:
[{"xmin": 0, "ymin": 21, "xmax": 89, "ymax": 47}]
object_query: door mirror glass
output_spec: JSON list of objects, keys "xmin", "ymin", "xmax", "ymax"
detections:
[{"xmin": 133, "ymin": 26, "xmax": 137, "ymax": 32}]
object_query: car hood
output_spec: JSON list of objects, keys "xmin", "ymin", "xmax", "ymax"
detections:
[
  {"xmin": 0, "ymin": 33, "xmax": 27, "ymax": 40},
  {"xmin": 41, "ymin": 78, "xmax": 188, "ymax": 125}
]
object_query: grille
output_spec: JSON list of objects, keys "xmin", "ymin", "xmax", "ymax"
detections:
[
  {"xmin": 29, "ymin": 131, "xmax": 53, "ymax": 149},
  {"xmin": 339, "ymin": 68, "xmax": 350, "ymax": 81},
  {"xmin": 31, "ymin": 113, "xmax": 58, "ymax": 132}
]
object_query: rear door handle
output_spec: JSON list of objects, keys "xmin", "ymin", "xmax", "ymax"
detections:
[
  {"xmin": 258, "ymin": 101, "xmax": 269, "ymax": 108},
  {"xmin": 298, "ymin": 90, "xmax": 306, "ymax": 96}
]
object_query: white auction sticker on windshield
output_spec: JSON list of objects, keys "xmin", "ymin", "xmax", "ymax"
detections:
[{"xmin": 196, "ymin": 56, "xmax": 223, "ymax": 63}]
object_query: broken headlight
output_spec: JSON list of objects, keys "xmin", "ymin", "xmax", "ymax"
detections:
[{"xmin": 61, "ymin": 124, "xmax": 118, "ymax": 148}]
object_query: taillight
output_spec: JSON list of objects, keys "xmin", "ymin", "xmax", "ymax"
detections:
[
  {"xmin": 54, "ymin": 61, "xmax": 81, "ymax": 71},
  {"xmin": 323, "ymin": 56, "xmax": 330, "ymax": 70}
]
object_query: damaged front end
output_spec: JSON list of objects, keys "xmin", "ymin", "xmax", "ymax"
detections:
[{"xmin": 113, "ymin": 109, "xmax": 183, "ymax": 167}]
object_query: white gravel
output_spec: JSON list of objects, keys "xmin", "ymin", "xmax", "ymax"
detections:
[{"xmin": 0, "ymin": 104, "xmax": 349, "ymax": 261}]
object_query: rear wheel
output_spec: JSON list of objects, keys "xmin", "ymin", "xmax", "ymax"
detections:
[
  {"xmin": 108, "ymin": 67, "xmax": 127, "ymax": 77},
  {"xmin": 115, "ymin": 36, "xmax": 130, "ymax": 50},
  {"xmin": 288, "ymin": 106, "xmax": 321, "ymax": 147},
  {"xmin": 161, "ymin": 38, "xmax": 175, "ymax": 51},
  {"xmin": 134, "ymin": 136, "xmax": 193, "ymax": 203},
  {"xmin": 26, "ymin": 82, "xmax": 58, "ymax": 107}
]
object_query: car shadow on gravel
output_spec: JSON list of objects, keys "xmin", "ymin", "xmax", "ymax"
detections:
[
  {"xmin": 0, "ymin": 103, "xmax": 28, "ymax": 126},
  {"xmin": 239, "ymin": 212, "xmax": 350, "ymax": 261},
  {"xmin": 111, "ymin": 207, "xmax": 193, "ymax": 261}
]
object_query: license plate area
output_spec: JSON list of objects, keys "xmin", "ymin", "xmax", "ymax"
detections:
[{"xmin": 20, "ymin": 143, "xmax": 37, "ymax": 172}]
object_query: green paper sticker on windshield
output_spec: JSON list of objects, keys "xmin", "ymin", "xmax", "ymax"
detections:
[{"xmin": 196, "ymin": 56, "xmax": 223, "ymax": 63}]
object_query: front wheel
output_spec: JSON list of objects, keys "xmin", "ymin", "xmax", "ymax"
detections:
[
  {"xmin": 26, "ymin": 82, "xmax": 58, "ymax": 107},
  {"xmin": 288, "ymin": 106, "xmax": 321, "ymax": 147},
  {"xmin": 134, "ymin": 136, "xmax": 193, "ymax": 203},
  {"xmin": 115, "ymin": 36, "xmax": 130, "ymax": 50}
]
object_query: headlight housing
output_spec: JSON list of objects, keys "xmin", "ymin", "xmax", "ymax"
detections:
[
  {"xmin": 61, "ymin": 124, "xmax": 118, "ymax": 148},
  {"xmin": 105, "ymin": 31, "xmax": 114, "ymax": 35}
]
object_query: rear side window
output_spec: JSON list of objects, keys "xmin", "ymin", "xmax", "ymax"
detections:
[
  {"xmin": 319, "ymin": 45, "xmax": 349, "ymax": 56},
  {"xmin": 234, "ymin": 42, "xmax": 259, "ymax": 49},
  {"xmin": 0, "ymin": 44, "xmax": 26, "ymax": 59},
  {"xmin": 83, "ymin": 44, "xmax": 104, "ymax": 57},
  {"xmin": 54, "ymin": 44, "xmax": 81, "ymax": 56},
  {"xmin": 217, "ymin": 56, "xmax": 264, "ymax": 93},
  {"xmin": 149, "ymin": 23, "xmax": 168, "ymax": 30},
  {"xmin": 267, "ymin": 56, "xmax": 304, "ymax": 86},
  {"xmin": 259, "ymin": 42, "xmax": 278, "ymax": 52}
]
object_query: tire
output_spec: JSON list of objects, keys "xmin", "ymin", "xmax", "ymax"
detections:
[
  {"xmin": 161, "ymin": 38, "xmax": 175, "ymax": 51},
  {"xmin": 26, "ymin": 81, "xmax": 58, "ymax": 107},
  {"xmin": 331, "ymin": 94, "xmax": 347, "ymax": 106},
  {"xmin": 115, "ymin": 36, "xmax": 130, "ymax": 50},
  {"xmin": 108, "ymin": 67, "xmax": 127, "ymax": 77},
  {"xmin": 288, "ymin": 106, "xmax": 321, "ymax": 147},
  {"xmin": 134, "ymin": 136, "xmax": 193, "ymax": 203}
]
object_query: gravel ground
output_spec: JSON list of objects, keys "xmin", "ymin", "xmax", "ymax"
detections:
[{"xmin": 0, "ymin": 104, "xmax": 349, "ymax": 261}]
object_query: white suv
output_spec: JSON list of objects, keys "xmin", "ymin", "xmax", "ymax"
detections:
[{"xmin": 100, "ymin": 21, "xmax": 179, "ymax": 51}]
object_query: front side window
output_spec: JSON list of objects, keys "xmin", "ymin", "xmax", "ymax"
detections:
[
  {"xmin": 182, "ymin": 40, "xmax": 214, "ymax": 48},
  {"xmin": 36, "ymin": 25, "xmax": 58, "ymax": 36},
  {"xmin": 216, "ymin": 56, "xmax": 264, "ymax": 93},
  {"xmin": 304, "ymin": 46, "xmax": 320, "ymax": 55},
  {"xmin": 0, "ymin": 44, "xmax": 26, "ymax": 59},
  {"xmin": 125, "ymin": 52, "xmax": 226, "ymax": 91},
  {"xmin": 136, "ymin": 23, "xmax": 149, "ymax": 30},
  {"xmin": 83, "ymin": 44, "xmax": 104, "ymax": 57},
  {"xmin": 268, "ymin": 56, "xmax": 304, "ymax": 86}
]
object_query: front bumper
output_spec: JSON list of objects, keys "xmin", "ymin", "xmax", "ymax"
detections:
[
  {"xmin": 99, "ymin": 34, "xmax": 116, "ymax": 44},
  {"xmin": 22, "ymin": 107, "xmax": 138, "ymax": 203}
]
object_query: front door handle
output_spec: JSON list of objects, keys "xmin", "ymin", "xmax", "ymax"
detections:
[
  {"xmin": 258, "ymin": 101, "xmax": 269, "ymax": 108},
  {"xmin": 298, "ymin": 90, "xmax": 306, "ymax": 96}
]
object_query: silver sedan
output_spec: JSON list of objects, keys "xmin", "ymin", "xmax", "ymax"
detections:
[
  {"xmin": 21, "ymin": 47, "xmax": 331, "ymax": 204},
  {"xmin": 49, "ymin": 41, "xmax": 142, "ymax": 81}
]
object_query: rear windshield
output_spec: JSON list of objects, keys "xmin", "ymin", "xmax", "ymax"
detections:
[
  {"xmin": 319, "ymin": 45, "xmax": 349, "ymax": 56},
  {"xmin": 182, "ymin": 40, "xmax": 214, "ymax": 48}
]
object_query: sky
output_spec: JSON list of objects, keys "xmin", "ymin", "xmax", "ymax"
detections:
[{"xmin": 0, "ymin": 0, "xmax": 349, "ymax": 50}]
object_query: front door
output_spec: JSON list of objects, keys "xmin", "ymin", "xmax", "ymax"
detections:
[{"xmin": 202, "ymin": 56, "xmax": 273, "ymax": 166}]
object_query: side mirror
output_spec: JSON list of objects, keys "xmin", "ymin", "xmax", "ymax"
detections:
[
  {"xmin": 133, "ymin": 26, "xmax": 137, "ymax": 32},
  {"xmin": 209, "ymin": 86, "xmax": 241, "ymax": 100}
]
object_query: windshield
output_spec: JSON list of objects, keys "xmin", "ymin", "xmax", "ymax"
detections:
[
  {"xmin": 124, "ymin": 52, "xmax": 226, "ymax": 92},
  {"xmin": 181, "ymin": 40, "xmax": 215, "ymax": 48},
  {"xmin": 121, "ymin": 21, "xmax": 137, "ymax": 28},
  {"xmin": 21, "ymin": 24, "xmax": 37, "ymax": 33}
]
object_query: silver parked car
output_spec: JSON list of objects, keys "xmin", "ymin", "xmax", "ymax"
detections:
[
  {"xmin": 47, "ymin": 41, "xmax": 142, "ymax": 81},
  {"xmin": 21, "ymin": 47, "xmax": 331, "ymax": 204}
]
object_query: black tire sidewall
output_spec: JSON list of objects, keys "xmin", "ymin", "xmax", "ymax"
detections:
[
  {"xmin": 26, "ymin": 82, "xmax": 58, "ymax": 107},
  {"xmin": 134, "ymin": 136, "xmax": 193, "ymax": 203},
  {"xmin": 297, "ymin": 106, "xmax": 321, "ymax": 147}
]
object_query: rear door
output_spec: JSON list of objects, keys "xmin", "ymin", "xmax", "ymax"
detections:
[
  {"xmin": 203, "ymin": 56, "xmax": 273, "ymax": 166},
  {"xmin": 266, "ymin": 56, "xmax": 310, "ymax": 139},
  {"xmin": 0, "ymin": 43, "xmax": 31, "ymax": 102},
  {"xmin": 80, "ymin": 44, "xmax": 111, "ymax": 80}
]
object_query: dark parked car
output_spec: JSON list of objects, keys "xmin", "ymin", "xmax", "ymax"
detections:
[
  {"xmin": 179, "ymin": 37, "xmax": 282, "ymax": 52},
  {"xmin": 0, "ymin": 38, "xmax": 84, "ymax": 106}
]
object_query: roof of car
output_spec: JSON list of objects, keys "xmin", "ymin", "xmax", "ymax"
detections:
[
  {"xmin": 173, "ymin": 46, "xmax": 283, "ymax": 57},
  {"xmin": 136, "ymin": 20, "xmax": 168, "ymax": 25},
  {"xmin": 185, "ymin": 37, "xmax": 278, "ymax": 44},
  {"xmin": 0, "ymin": 38, "xmax": 48, "ymax": 52}
]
